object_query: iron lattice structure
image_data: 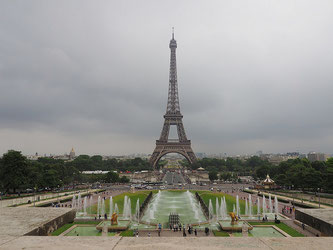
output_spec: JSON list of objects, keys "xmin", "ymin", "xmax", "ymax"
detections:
[{"xmin": 150, "ymin": 31, "xmax": 197, "ymax": 168}]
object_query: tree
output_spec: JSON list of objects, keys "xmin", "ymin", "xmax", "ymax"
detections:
[
  {"xmin": 0, "ymin": 150, "xmax": 28, "ymax": 193},
  {"xmin": 208, "ymin": 171, "xmax": 218, "ymax": 181},
  {"xmin": 105, "ymin": 172, "xmax": 119, "ymax": 183},
  {"xmin": 120, "ymin": 176, "xmax": 130, "ymax": 183}
]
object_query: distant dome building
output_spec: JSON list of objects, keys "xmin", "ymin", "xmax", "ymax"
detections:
[{"xmin": 69, "ymin": 147, "xmax": 75, "ymax": 159}]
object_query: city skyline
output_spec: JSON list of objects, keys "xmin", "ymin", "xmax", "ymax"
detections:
[{"xmin": 1, "ymin": 1, "xmax": 333, "ymax": 156}]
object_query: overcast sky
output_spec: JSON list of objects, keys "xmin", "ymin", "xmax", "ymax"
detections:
[{"xmin": 0, "ymin": 0, "xmax": 333, "ymax": 156}]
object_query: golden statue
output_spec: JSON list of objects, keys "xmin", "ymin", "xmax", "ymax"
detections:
[
  {"xmin": 111, "ymin": 212, "xmax": 118, "ymax": 225},
  {"xmin": 229, "ymin": 212, "xmax": 239, "ymax": 225}
]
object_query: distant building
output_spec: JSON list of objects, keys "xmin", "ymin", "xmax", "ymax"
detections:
[
  {"xmin": 307, "ymin": 152, "xmax": 328, "ymax": 162},
  {"xmin": 69, "ymin": 147, "xmax": 75, "ymax": 159}
]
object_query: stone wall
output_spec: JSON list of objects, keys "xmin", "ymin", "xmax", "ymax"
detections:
[
  {"xmin": 25, "ymin": 209, "xmax": 76, "ymax": 236},
  {"xmin": 139, "ymin": 191, "xmax": 153, "ymax": 219},
  {"xmin": 195, "ymin": 192, "xmax": 209, "ymax": 220},
  {"xmin": 295, "ymin": 209, "xmax": 333, "ymax": 236}
]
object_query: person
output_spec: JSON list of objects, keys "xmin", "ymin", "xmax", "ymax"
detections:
[
  {"xmin": 136, "ymin": 231, "xmax": 139, "ymax": 237},
  {"xmin": 194, "ymin": 228, "xmax": 197, "ymax": 236},
  {"xmin": 302, "ymin": 223, "xmax": 305, "ymax": 230},
  {"xmin": 148, "ymin": 232, "xmax": 151, "ymax": 237},
  {"xmin": 205, "ymin": 227, "xmax": 209, "ymax": 236},
  {"xmin": 183, "ymin": 228, "xmax": 186, "ymax": 237}
]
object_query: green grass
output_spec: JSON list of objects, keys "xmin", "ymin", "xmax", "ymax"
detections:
[
  {"xmin": 213, "ymin": 230, "xmax": 230, "ymax": 237},
  {"xmin": 119, "ymin": 230, "xmax": 134, "ymax": 237},
  {"xmin": 51, "ymin": 221, "xmax": 99, "ymax": 236},
  {"xmin": 195, "ymin": 191, "xmax": 258, "ymax": 214},
  {"xmin": 248, "ymin": 222, "xmax": 305, "ymax": 237},
  {"xmin": 88, "ymin": 190, "xmax": 156, "ymax": 215},
  {"xmin": 51, "ymin": 223, "xmax": 74, "ymax": 236}
]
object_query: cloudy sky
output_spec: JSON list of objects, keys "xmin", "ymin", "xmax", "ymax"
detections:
[{"xmin": 0, "ymin": 0, "xmax": 332, "ymax": 156}]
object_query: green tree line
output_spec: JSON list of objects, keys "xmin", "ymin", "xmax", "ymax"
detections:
[
  {"xmin": 183, "ymin": 156, "xmax": 333, "ymax": 192},
  {"xmin": 0, "ymin": 150, "xmax": 149, "ymax": 193}
]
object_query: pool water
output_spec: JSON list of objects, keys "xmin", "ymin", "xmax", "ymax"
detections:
[
  {"xmin": 65, "ymin": 226, "xmax": 101, "ymax": 236},
  {"xmin": 141, "ymin": 191, "xmax": 206, "ymax": 225},
  {"xmin": 250, "ymin": 227, "xmax": 284, "ymax": 237}
]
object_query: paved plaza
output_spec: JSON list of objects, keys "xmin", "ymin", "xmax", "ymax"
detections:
[{"xmin": 0, "ymin": 235, "xmax": 333, "ymax": 250}]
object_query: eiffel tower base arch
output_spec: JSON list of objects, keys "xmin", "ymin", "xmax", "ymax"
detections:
[{"xmin": 150, "ymin": 141, "xmax": 197, "ymax": 169}]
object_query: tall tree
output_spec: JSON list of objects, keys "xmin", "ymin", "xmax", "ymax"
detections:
[{"xmin": 0, "ymin": 150, "xmax": 28, "ymax": 192}]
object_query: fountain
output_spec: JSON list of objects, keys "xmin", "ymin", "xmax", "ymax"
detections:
[
  {"xmin": 249, "ymin": 194, "xmax": 253, "ymax": 216},
  {"xmin": 114, "ymin": 203, "xmax": 119, "ymax": 215},
  {"xmin": 274, "ymin": 195, "xmax": 279, "ymax": 215},
  {"xmin": 77, "ymin": 193, "xmax": 81, "ymax": 210},
  {"xmin": 269, "ymin": 194, "xmax": 273, "ymax": 213},
  {"xmin": 97, "ymin": 196, "xmax": 101, "ymax": 218},
  {"xmin": 101, "ymin": 199, "xmax": 105, "ymax": 218},
  {"xmin": 186, "ymin": 190, "xmax": 200, "ymax": 221},
  {"xmin": 262, "ymin": 195, "xmax": 266, "ymax": 214},
  {"xmin": 109, "ymin": 196, "xmax": 113, "ymax": 219},
  {"xmin": 245, "ymin": 199, "xmax": 248, "ymax": 216},
  {"xmin": 215, "ymin": 197, "xmax": 220, "ymax": 220},
  {"xmin": 223, "ymin": 196, "xmax": 227, "ymax": 217},
  {"xmin": 71, "ymin": 194, "xmax": 75, "ymax": 209},
  {"xmin": 236, "ymin": 195, "xmax": 240, "ymax": 216},
  {"xmin": 233, "ymin": 204, "xmax": 236, "ymax": 214},
  {"xmin": 123, "ymin": 196, "xmax": 132, "ymax": 220},
  {"xmin": 83, "ymin": 197, "xmax": 87, "ymax": 215},
  {"xmin": 135, "ymin": 198, "xmax": 140, "ymax": 222},
  {"xmin": 257, "ymin": 197, "xmax": 260, "ymax": 215},
  {"xmin": 208, "ymin": 199, "xmax": 214, "ymax": 222},
  {"xmin": 89, "ymin": 196, "xmax": 93, "ymax": 215}
]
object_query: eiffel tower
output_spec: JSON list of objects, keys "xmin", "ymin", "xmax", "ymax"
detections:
[{"xmin": 150, "ymin": 30, "xmax": 197, "ymax": 168}]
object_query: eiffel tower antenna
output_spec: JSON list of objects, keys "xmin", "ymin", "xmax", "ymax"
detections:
[{"xmin": 150, "ymin": 31, "xmax": 197, "ymax": 169}]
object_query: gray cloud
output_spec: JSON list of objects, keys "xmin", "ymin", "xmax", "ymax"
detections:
[{"xmin": 0, "ymin": 0, "xmax": 333, "ymax": 156}]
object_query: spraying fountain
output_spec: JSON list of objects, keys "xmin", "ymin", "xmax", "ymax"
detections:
[
  {"xmin": 269, "ymin": 194, "xmax": 273, "ymax": 213},
  {"xmin": 249, "ymin": 194, "xmax": 253, "ymax": 217},
  {"xmin": 208, "ymin": 199, "xmax": 214, "ymax": 222},
  {"xmin": 245, "ymin": 199, "xmax": 248, "ymax": 216},
  {"xmin": 101, "ymin": 199, "xmax": 105, "ymax": 218},
  {"xmin": 215, "ymin": 197, "xmax": 220, "ymax": 221},
  {"xmin": 77, "ymin": 193, "xmax": 81, "ymax": 210},
  {"xmin": 262, "ymin": 195, "xmax": 266, "ymax": 214},
  {"xmin": 109, "ymin": 196, "xmax": 113, "ymax": 219},
  {"xmin": 97, "ymin": 196, "xmax": 101, "ymax": 218},
  {"xmin": 135, "ymin": 198, "xmax": 140, "ymax": 222},
  {"xmin": 114, "ymin": 203, "xmax": 119, "ymax": 215},
  {"xmin": 274, "ymin": 195, "xmax": 279, "ymax": 215},
  {"xmin": 236, "ymin": 195, "xmax": 240, "ymax": 216},
  {"xmin": 71, "ymin": 194, "xmax": 75, "ymax": 209},
  {"xmin": 83, "ymin": 197, "xmax": 87, "ymax": 215},
  {"xmin": 257, "ymin": 197, "xmax": 260, "ymax": 215}
]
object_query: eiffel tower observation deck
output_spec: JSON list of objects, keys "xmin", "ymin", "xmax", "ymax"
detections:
[{"xmin": 150, "ymin": 29, "xmax": 197, "ymax": 168}]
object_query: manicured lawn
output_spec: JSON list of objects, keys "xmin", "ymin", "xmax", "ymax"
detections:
[
  {"xmin": 89, "ymin": 190, "xmax": 156, "ymax": 215},
  {"xmin": 195, "ymin": 191, "xmax": 258, "ymax": 214},
  {"xmin": 51, "ymin": 224, "xmax": 74, "ymax": 236},
  {"xmin": 213, "ymin": 230, "xmax": 230, "ymax": 237},
  {"xmin": 248, "ymin": 222, "xmax": 305, "ymax": 237},
  {"xmin": 119, "ymin": 230, "xmax": 134, "ymax": 237}
]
